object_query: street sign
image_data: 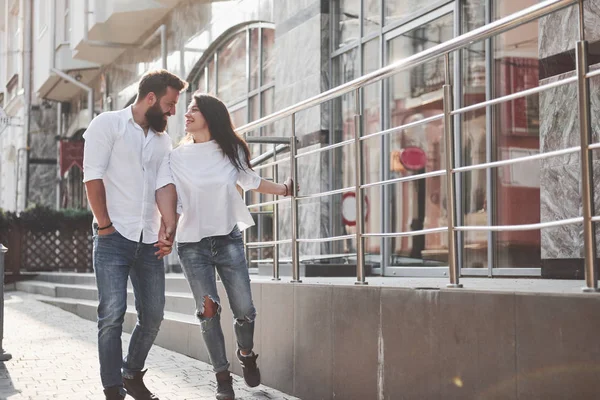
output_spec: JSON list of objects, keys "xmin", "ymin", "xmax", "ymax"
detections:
[
  {"xmin": 0, "ymin": 106, "xmax": 8, "ymax": 135},
  {"xmin": 341, "ymin": 192, "xmax": 370, "ymax": 226}
]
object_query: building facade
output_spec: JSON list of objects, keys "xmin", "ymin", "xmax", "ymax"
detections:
[{"xmin": 0, "ymin": 0, "xmax": 596, "ymax": 278}]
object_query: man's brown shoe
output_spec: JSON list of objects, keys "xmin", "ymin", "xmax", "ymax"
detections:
[
  {"xmin": 123, "ymin": 370, "xmax": 159, "ymax": 400},
  {"xmin": 104, "ymin": 386, "xmax": 125, "ymax": 400}
]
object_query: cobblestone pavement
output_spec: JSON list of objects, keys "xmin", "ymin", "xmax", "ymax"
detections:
[{"xmin": 0, "ymin": 292, "xmax": 298, "ymax": 400}]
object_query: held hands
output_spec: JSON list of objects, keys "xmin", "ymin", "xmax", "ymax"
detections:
[
  {"xmin": 154, "ymin": 219, "xmax": 176, "ymax": 259},
  {"xmin": 283, "ymin": 177, "xmax": 299, "ymax": 197}
]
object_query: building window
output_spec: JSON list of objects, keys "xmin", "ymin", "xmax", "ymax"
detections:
[{"xmin": 189, "ymin": 24, "xmax": 275, "ymax": 130}]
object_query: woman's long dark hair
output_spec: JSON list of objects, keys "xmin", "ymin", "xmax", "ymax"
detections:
[{"xmin": 183, "ymin": 92, "xmax": 253, "ymax": 171}]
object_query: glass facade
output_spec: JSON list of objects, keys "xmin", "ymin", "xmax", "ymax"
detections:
[{"xmin": 330, "ymin": 0, "xmax": 554, "ymax": 275}]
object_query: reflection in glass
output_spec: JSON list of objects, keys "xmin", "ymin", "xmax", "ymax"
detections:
[
  {"xmin": 218, "ymin": 32, "xmax": 247, "ymax": 104},
  {"xmin": 250, "ymin": 28, "xmax": 260, "ymax": 91},
  {"xmin": 387, "ymin": 13, "xmax": 453, "ymax": 266},
  {"xmin": 333, "ymin": 0, "xmax": 360, "ymax": 49},
  {"xmin": 363, "ymin": 0, "xmax": 381, "ymax": 37},
  {"xmin": 262, "ymin": 28, "xmax": 275, "ymax": 85}
]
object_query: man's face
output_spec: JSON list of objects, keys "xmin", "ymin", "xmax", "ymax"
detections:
[{"xmin": 145, "ymin": 86, "xmax": 180, "ymax": 132}]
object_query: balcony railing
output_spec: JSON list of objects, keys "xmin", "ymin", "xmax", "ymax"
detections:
[{"xmin": 235, "ymin": 0, "xmax": 600, "ymax": 292}]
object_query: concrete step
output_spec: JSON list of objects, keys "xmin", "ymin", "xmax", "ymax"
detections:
[
  {"xmin": 33, "ymin": 294, "xmax": 246, "ymax": 378},
  {"xmin": 31, "ymin": 272, "xmax": 193, "ymax": 293},
  {"xmin": 16, "ymin": 281, "xmax": 197, "ymax": 315}
]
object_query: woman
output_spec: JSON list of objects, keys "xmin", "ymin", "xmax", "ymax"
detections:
[{"xmin": 161, "ymin": 92, "xmax": 294, "ymax": 400}]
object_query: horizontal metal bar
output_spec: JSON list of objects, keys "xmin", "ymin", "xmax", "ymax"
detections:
[
  {"xmin": 295, "ymin": 139, "xmax": 355, "ymax": 159},
  {"xmin": 235, "ymin": 0, "xmax": 577, "ymax": 135},
  {"xmin": 247, "ymin": 198, "xmax": 291, "ymax": 209},
  {"xmin": 246, "ymin": 239, "xmax": 292, "ymax": 247},
  {"xmin": 451, "ymin": 75, "xmax": 577, "ymax": 116},
  {"xmin": 588, "ymin": 143, "xmax": 600, "ymax": 151},
  {"xmin": 296, "ymin": 234, "xmax": 355, "ymax": 243},
  {"xmin": 452, "ymin": 146, "xmax": 580, "ymax": 174},
  {"xmin": 253, "ymin": 158, "xmax": 289, "ymax": 171},
  {"xmin": 296, "ymin": 186, "xmax": 356, "ymax": 200},
  {"xmin": 362, "ymin": 227, "xmax": 448, "ymax": 238},
  {"xmin": 249, "ymin": 252, "xmax": 358, "ymax": 264},
  {"xmin": 250, "ymin": 144, "xmax": 289, "ymax": 168},
  {"xmin": 591, "ymin": 216, "xmax": 600, "ymax": 222},
  {"xmin": 456, "ymin": 217, "xmax": 583, "ymax": 232},
  {"xmin": 360, "ymin": 113, "xmax": 444, "ymax": 142},
  {"xmin": 361, "ymin": 169, "xmax": 446, "ymax": 189},
  {"xmin": 245, "ymin": 244, "xmax": 275, "ymax": 249},
  {"xmin": 246, "ymin": 136, "xmax": 292, "ymax": 144},
  {"xmin": 586, "ymin": 69, "xmax": 600, "ymax": 79}
]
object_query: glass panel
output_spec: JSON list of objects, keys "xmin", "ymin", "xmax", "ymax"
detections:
[
  {"xmin": 196, "ymin": 69, "xmax": 206, "ymax": 92},
  {"xmin": 230, "ymin": 105, "xmax": 247, "ymax": 129},
  {"xmin": 262, "ymin": 28, "xmax": 275, "ymax": 85},
  {"xmin": 207, "ymin": 58, "xmax": 215, "ymax": 94},
  {"xmin": 491, "ymin": 3, "xmax": 559, "ymax": 269},
  {"xmin": 363, "ymin": 39, "xmax": 380, "ymax": 136},
  {"xmin": 333, "ymin": 0, "xmax": 360, "ymax": 49},
  {"xmin": 386, "ymin": 12, "xmax": 453, "ymax": 267},
  {"xmin": 385, "ymin": 0, "xmax": 438, "ymax": 27},
  {"xmin": 217, "ymin": 31, "xmax": 247, "ymax": 105},
  {"xmin": 363, "ymin": 0, "xmax": 381, "ymax": 37},
  {"xmin": 249, "ymin": 95, "xmax": 260, "ymax": 123},
  {"xmin": 250, "ymin": 28, "xmax": 260, "ymax": 91},
  {"xmin": 261, "ymin": 87, "xmax": 275, "ymax": 135},
  {"xmin": 330, "ymin": 48, "xmax": 359, "ymax": 250}
]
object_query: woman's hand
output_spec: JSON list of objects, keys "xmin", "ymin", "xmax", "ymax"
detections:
[{"xmin": 283, "ymin": 177, "xmax": 298, "ymax": 197}]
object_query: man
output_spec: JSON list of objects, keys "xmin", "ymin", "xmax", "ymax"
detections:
[{"xmin": 83, "ymin": 69, "xmax": 187, "ymax": 400}]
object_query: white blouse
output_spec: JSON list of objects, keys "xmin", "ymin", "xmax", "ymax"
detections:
[{"xmin": 169, "ymin": 140, "xmax": 261, "ymax": 243}]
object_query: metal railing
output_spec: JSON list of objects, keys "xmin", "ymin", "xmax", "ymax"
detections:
[{"xmin": 237, "ymin": 0, "xmax": 599, "ymax": 292}]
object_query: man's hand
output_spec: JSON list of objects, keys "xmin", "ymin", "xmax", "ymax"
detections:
[
  {"xmin": 98, "ymin": 225, "xmax": 116, "ymax": 236},
  {"xmin": 155, "ymin": 218, "xmax": 175, "ymax": 259}
]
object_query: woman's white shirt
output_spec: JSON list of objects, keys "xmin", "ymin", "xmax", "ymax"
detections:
[{"xmin": 170, "ymin": 140, "xmax": 261, "ymax": 243}]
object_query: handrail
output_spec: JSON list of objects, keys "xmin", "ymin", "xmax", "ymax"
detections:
[
  {"xmin": 240, "ymin": 0, "xmax": 600, "ymax": 291},
  {"xmin": 235, "ymin": 0, "xmax": 577, "ymax": 135}
]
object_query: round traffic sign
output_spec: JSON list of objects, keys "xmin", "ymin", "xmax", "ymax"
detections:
[
  {"xmin": 341, "ymin": 192, "xmax": 369, "ymax": 226},
  {"xmin": 400, "ymin": 146, "xmax": 427, "ymax": 171}
]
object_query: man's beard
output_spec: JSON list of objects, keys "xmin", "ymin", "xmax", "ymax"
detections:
[{"xmin": 145, "ymin": 102, "xmax": 169, "ymax": 133}]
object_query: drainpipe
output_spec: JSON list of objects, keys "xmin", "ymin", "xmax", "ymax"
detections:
[
  {"xmin": 83, "ymin": 1, "xmax": 167, "ymax": 68},
  {"xmin": 22, "ymin": 0, "xmax": 32, "ymax": 212},
  {"xmin": 51, "ymin": 0, "xmax": 61, "ymax": 210}
]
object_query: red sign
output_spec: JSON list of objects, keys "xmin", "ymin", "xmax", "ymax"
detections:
[
  {"xmin": 59, "ymin": 140, "xmax": 84, "ymax": 177},
  {"xmin": 399, "ymin": 147, "xmax": 427, "ymax": 171},
  {"xmin": 341, "ymin": 192, "xmax": 370, "ymax": 227}
]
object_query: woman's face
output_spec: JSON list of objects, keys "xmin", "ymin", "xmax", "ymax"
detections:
[{"xmin": 184, "ymin": 101, "xmax": 207, "ymax": 133}]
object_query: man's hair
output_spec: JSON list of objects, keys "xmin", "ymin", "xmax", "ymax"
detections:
[{"xmin": 137, "ymin": 69, "xmax": 188, "ymax": 101}]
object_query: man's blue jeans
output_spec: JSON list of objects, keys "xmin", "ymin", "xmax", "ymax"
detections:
[
  {"xmin": 177, "ymin": 226, "xmax": 256, "ymax": 373},
  {"xmin": 93, "ymin": 230, "xmax": 165, "ymax": 389}
]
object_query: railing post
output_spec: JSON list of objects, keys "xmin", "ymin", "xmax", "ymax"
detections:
[
  {"xmin": 354, "ymin": 89, "xmax": 367, "ymax": 285},
  {"xmin": 0, "ymin": 244, "xmax": 12, "ymax": 361},
  {"xmin": 443, "ymin": 54, "xmax": 462, "ymax": 288},
  {"xmin": 290, "ymin": 114, "xmax": 301, "ymax": 283},
  {"xmin": 272, "ymin": 144, "xmax": 281, "ymax": 281},
  {"xmin": 576, "ymin": 0, "xmax": 599, "ymax": 292}
]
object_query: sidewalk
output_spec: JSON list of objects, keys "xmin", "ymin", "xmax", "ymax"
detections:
[{"xmin": 0, "ymin": 292, "xmax": 298, "ymax": 400}]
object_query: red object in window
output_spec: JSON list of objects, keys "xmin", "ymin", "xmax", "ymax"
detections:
[
  {"xmin": 59, "ymin": 140, "xmax": 84, "ymax": 177},
  {"xmin": 399, "ymin": 147, "xmax": 427, "ymax": 171}
]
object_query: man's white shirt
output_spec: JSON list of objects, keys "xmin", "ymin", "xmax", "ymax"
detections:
[{"xmin": 82, "ymin": 106, "xmax": 174, "ymax": 244}]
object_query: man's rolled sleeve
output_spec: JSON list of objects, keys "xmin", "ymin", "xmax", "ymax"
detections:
[
  {"xmin": 82, "ymin": 115, "xmax": 114, "ymax": 183},
  {"xmin": 155, "ymin": 151, "xmax": 175, "ymax": 190}
]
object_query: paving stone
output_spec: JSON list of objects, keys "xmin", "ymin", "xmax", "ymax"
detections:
[{"xmin": 0, "ymin": 292, "xmax": 299, "ymax": 400}]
